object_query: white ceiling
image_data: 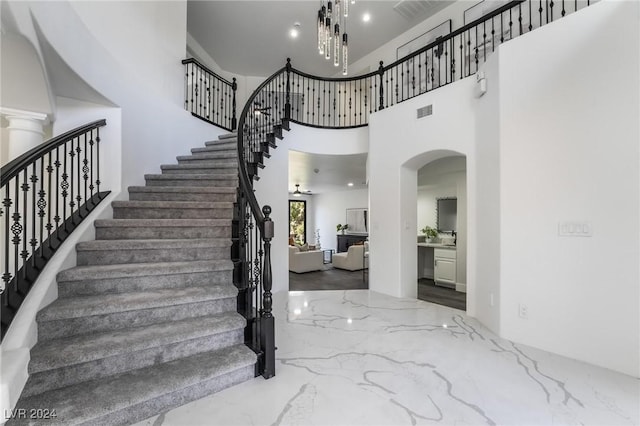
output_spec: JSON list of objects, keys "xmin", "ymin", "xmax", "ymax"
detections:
[
  {"xmin": 187, "ymin": 0, "xmax": 455, "ymax": 77},
  {"xmin": 288, "ymin": 150, "xmax": 367, "ymax": 194}
]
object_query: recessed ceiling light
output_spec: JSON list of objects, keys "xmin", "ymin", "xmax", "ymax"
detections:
[
  {"xmin": 362, "ymin": 13, "xmax": 371, "ymax": 22},
  {"xmin": 348, "ymin": 182, "xmax": 354, "ymax": 187},
  {"xmin": 290, "ymin": 23, "xmax": 301, "ymax": 38}
]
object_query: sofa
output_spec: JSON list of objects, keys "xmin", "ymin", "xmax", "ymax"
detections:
[
  {"xmin": 289, "ymin": 246, "xmax": 324, "ymax": 273},
  {"xmin": 332, "ymin": 244, "xmax": 365, "ymax": 271}
]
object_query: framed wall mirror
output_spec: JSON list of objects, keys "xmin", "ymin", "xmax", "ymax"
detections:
[
  {"xmin": 437, "ymin": 197, "xmax": 457, "ymax": 233},
  {"xmin": 346, "ymin": 208, "xmax": 368, "ymax": 234}
]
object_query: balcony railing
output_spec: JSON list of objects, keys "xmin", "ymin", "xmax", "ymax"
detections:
[{"xmin": 182, "ymin": 58, "xmax": 237, "ymax": 131}]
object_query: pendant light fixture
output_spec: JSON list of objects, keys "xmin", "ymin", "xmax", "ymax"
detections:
[{"xmin": 317, "ymin": 0, "xmax": 351, "ymax": 75}]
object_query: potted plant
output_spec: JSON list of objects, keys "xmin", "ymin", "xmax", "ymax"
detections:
[
  {"xmin": 336, "ymin": 224, "xmax": 349, "ymax": 234},
  {"xmin": 420, "ymin": 225, "xmax": 438, "ymax": 242}
]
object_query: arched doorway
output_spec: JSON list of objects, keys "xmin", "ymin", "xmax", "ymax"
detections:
[{"xmin": 416, "ymin": 155, "xmax": 467, "ymax": 311}]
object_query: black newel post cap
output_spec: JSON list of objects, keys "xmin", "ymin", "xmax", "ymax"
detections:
[{"xmin": 263, "ymin": 205, "xmax": 272, "ymax": 217}]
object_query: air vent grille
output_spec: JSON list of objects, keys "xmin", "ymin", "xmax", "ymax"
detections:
[
  {"xmin": 417, "ymin": 104, "xmax": 433, "ymax": 119},
  {"xmin": 393, "ymin": 0, "xmax": 438, "ymax": 20}
]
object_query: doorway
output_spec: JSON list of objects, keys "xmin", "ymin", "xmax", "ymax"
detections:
[{"xmin": 416, "ymin": 156, "xmax": 467, "ymax": 311}]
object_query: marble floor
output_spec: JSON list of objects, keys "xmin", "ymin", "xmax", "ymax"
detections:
[{"xmin": 135, "ymin": 290, "xmax": 639, "ymax": 426}]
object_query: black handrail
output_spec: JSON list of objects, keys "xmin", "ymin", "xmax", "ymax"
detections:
[
  {"xmin": 1, "ymin": 120, "xmax": 110, "ymax": 339},
  {"xmin": 182, "ymin": 58, "xmax": 237, "ymax": 131}
]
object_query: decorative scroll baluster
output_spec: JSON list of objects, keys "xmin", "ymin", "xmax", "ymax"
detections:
[{"xmin": 1, "ymin": 120, "xmax": 109, "ymax": 339}]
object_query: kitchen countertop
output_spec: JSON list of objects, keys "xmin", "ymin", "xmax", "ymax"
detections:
[{"xmin": 417, "ymin": 243, "xmax": 456, "ymax": 249}]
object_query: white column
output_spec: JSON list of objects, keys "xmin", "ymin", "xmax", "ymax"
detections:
[{"xmin": 1, "ymin": 107, "xmax": 48, "ymax": 163}]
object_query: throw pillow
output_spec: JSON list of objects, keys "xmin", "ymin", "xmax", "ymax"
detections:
[{"xmin": 298, "ymin": 243, "xmax": 309, "ymax": 252}]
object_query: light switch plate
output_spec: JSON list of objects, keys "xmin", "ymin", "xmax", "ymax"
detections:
[{"xmin": 558, "ymin": 221, "xmax": 592, "ymax": 237}]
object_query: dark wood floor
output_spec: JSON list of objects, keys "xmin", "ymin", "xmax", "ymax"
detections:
[
  {"xmin": 289, "ymin": 267, "xmax": 466, "ymax": 311},
  {"xmin": 418, "ymin": 278, "xmax": 466, "ymax": 311},
  {"xmin": 289, "ymin": 266, "xmax": 368, "ymax": 291}
]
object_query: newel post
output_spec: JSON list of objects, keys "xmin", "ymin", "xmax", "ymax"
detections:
[
  {"xmin": 231, "ymin": 77, "xmax": 238, "ymax": 131},
  {"xmin": 260, "ymin": 205, "xmax": 275, "ymax": 378},
  {"xmin": 378, "ymin": 61, "xmax": 385, "ymax": 111},
  {"xmin": 285, "ymin": 58, "xmax": 292, "ymax": 121}
]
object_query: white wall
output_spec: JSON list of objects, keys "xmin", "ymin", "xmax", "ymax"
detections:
[
  {"xmin": 473, "ymin": 53, "xmax": 502, "ymax": 333},
  {"xmin": 368, "ymin": 78, "xmax": 476, "ymax": 303},
  {"xmin": 495, "ymin": 0, "xmax": 639, "ymax": 377},
  {"xmin": 0, "ymin": 32, "xmax": 53, "ymax": 116},
  {"xmin": 313, "ymin": 188, "xmax": 369, "ymax": 251}
]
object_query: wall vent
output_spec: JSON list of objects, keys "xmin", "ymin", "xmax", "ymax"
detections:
[
  {"xmin": 417, "ymin": 104, "xmax": 433, "ymax": 119},
  {"xmin": 393, "ymin": 0, "xmax": 454, "ymax": 21},
  {"xmin": 393, "ymin": 0, "xmax": 433, "ymax": 20}
]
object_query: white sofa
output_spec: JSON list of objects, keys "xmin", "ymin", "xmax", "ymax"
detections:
[
  {"xmin": 289, "ymin": 246, "xmax": 324, "ymax": 273},
  {"xmin": 332, "ymin": 244, "xmax": 365, "ymax": 271}
]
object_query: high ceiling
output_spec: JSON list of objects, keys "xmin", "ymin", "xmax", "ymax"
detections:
[{"xmin": 187, "ymin": 0, "xmax": 455, "ymax": 77}]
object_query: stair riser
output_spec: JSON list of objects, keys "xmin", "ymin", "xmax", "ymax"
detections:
[
  {"xmin": 84, "ymin": 365, "xmax": 254, "ymax": 426},
  {"xmin": 77, "ymin": 247, "xmax": 229, "ymax": 266},
  {"xmin": 112, "ymin": 207, "xmax": 233, "ymax": 220},
  {"xmin": 162, "ymin": 167, "xmax": 236, "ymax": 175},
  {"xmin": 96, "ymin": 226, "xmax": 231, "ymax": 240},
  {"xmin": 145, "ymin": 178, "xmax": 238, "ymax": 187},
  {"xmin": 177, "ymin": 158, "xmax": 238, "ymax": 166},
  {"xmin": 191, "ymin": 147, "xmax": 236, "ymax": 154},
  {"xmin": 58, "ymin": 270, "xmax": 233, "ymax": 297},
  {"xmin": 37, "ymin": 298, "xmax": 236, "ymax": 341},
  {"xmin": 23, "ymin": 329, "xmax": 243, "ymax": 398},
  {"xmin": 128, "ymin": 192, "xmax": 236, "ymax": 202}
]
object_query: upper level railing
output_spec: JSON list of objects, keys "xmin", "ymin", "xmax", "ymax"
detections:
[
  {"xmin": 185, "ymin": 0, "xmax": 597, "ymax": 379},
  {"xmin": 182, "ymin": 58, "xmax": 237, "ymax": 131},
  {"xmin": 1, "ymin": 120, "xmax": 110, "ymax": 339}
]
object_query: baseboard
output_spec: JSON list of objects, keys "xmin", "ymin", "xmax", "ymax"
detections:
[{"xmin": 455, "ymin": 282, "xmax": 467, "ymax": 293}]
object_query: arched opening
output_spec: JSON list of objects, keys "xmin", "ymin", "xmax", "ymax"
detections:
[{"xmin": 416, "ymin": 155, "xmax": 467, "ymax": 311}]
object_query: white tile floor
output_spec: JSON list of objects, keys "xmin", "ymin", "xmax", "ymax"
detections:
[{"xmin": 136, "ymin": 290, "xmax": 639, "ymax": 426}]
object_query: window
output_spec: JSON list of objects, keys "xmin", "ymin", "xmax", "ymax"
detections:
[{"xmin": 289, "ymin": 200, "xmax": 306, "ymax": 245}]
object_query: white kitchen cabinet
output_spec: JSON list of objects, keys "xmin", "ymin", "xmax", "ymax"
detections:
[{"xmin": 434, "ymin": 248, "xmax": 456, "ymax": 286}]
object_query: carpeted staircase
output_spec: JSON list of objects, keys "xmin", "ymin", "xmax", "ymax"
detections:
[{"xmin": 10, "ymin": 133, "xmax": 257, "ymax": 425}]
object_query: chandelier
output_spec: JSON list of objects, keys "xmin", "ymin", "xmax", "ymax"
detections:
[{"xmin": 317, "ymin": 0, "xmax": 354, "ymax": 75}]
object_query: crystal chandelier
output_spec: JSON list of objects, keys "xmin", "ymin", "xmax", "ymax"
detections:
[{"xmin": 317, "ymin": 0, "xmax": 354, "ymax": 75}]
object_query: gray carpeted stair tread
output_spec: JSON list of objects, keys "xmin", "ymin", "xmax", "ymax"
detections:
[
  {"xmin": 14, "ymin": 344, "xmax": 256, "ymax": 425},
  {"xmin": 29, "ymin": 312, "xmax": 246, "ymax": 374},
  {"xmin": 112, "ymin": 201, "xmax": 233, "ymax": 209},
  {"xmin": 128, "ymin": 186, "xmax": 236, "ymax": 194},
  {"xmin": 191, "ymin": 146, "xmax": 236, "ymax": 153},
  {"xmin": 161, "ymin": 163, "xmax": 236, "ymax": 170},
  {"xmin": 176, "ymin": 152, "xmax": 236, "ymax": 160},
  {"xmin": 144, "ymin": 173, "xmax": 236, "ymax": 180},
  {"xmin": 94, "ymin": 218, "xmax": 230, "ymax": 228},
  {"xmin": 204, "ymin": 140, "xmax": 236, "ymax": 147},
  {"xmin": 57, "ymin": 260, "xmax": 233, "ymax": 282},
  {"xmin": 76, "ymin": 238, "xmax": 231, "ymax": 252},
  {"xmin": 217, "ymin": 133, "xmax": 237, "ymax": 140},
  {"xmin": 37, "ymin": 285, "xmax": 238, "ymax": 321}
]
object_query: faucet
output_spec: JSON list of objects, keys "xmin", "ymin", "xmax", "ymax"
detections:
[{"xmin": 452, "ymin": 231, "xmax": 457, "ymax": 245}]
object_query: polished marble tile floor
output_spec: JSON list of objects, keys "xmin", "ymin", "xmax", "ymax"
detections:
[{"xmin": 136, "ymin": 290, "xmax": 639, "ymax": 426}]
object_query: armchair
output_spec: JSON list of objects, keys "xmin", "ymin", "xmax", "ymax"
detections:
[
  {"xmin": 289, "ymin": 246, "xmax": 324, "ymax": 273},
  {"xmin": 332, "ymin": 244, "xmax": 365, "ymax": 271}
]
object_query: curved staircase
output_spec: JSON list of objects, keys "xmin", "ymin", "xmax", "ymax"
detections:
[{"xmin": 10, "ymin": 133, "xmax": 257, "ymax": 425}]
